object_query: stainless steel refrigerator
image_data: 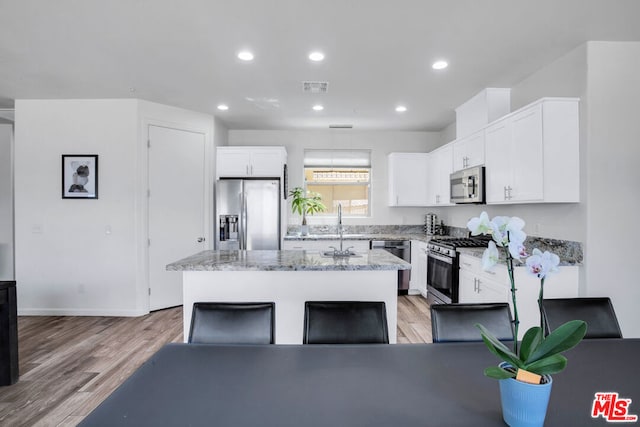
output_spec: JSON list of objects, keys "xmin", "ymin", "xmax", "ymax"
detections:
[{"xmin": 215, "ymin": 179, "xmax": 281, "ymax": 250}]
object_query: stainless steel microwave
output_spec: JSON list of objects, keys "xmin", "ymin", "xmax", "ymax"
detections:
[{"xmin": 450, "ymin": 166, "xmax": 485, "ymax": 204}]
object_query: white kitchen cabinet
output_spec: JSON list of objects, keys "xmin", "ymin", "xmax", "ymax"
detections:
[
  {"xmin": 387, "ymin": 153, "xmax": 429, "ymax": 206},
  {"xmin": 427, "ymin": 144, "xmax": 454, "ymax": 206},
  {"xmin": 409, "ymin": 240, "xmax": 428, "ymax": 296},
  {"xmin": 458, "ymin": 252, "xmax": 579, "ymax": 340},
  {"xmin": 458, "ymin": 254, "xmax": 509, "ymax": 304},
  {"xmin": 455, "ymin": 88, "xmax": 511, "ymax": 139},
  {"xmin": 452, "ymin": 129, "xmax": 485, "ymax": 171},
  {"xmin": 283, "ymin": 239, "xmax": 370, "ymax": 253},
  {"xmin": 216, "ymin": 146, "xmax": 286, "ymax": 178},
  {"xmin": 484, "ymin": 98, "xmax": 579, "ymax": 204}
]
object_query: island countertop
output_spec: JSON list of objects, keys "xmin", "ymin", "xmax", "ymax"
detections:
[{"xmin": 166, "ymin": 249, "xmax": 411, "ymax": 272}]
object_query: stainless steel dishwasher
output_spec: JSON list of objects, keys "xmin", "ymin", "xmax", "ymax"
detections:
[{"xmin": 370, "ymin": 240, "xmax": 411, "ymax": 293}]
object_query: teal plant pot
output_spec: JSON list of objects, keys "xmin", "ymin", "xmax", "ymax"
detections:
[{"xmin": 498, "ymin": 362, "xmax": 553, "ymax": 427}]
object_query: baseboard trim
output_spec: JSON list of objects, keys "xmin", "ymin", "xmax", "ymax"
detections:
[{"xmin": 17, "ymin": 308, "xmax": 149, "ymax": 317}]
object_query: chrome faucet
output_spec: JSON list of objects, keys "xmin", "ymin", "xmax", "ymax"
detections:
[
  {"xmin": 328, "ymin": 202, "xmax": 353, "ymax": 256},
  {"xmin": 338, "ymin": 203, "xmax": 343, "ymax": 251}
]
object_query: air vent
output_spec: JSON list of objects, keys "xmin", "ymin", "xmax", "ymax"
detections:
[
  {"xmin": 303, "ymin": 81, "xmax": 329, "ymax": 94},
  {"xmin": 329, "ymin": 124, "xmax": 353, "ymax": 129}
]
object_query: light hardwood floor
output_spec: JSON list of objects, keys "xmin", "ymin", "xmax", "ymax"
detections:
[{"xmin": 0, "ymin": 295, "xmax": 432, "ymax": 426}]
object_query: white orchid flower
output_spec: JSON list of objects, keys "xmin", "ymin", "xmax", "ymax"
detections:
[
  {"xmin": 526, "ymin": 248, "xmax": 560, "ymax": 279},
  {"xmin": 467, "ymin": 211, "xmax": 492, "ymax": 236},
  {"xmin": 508, "ymin": 239, "xmax": 528, "ymax": 261},
  {"xmin": 482, "ymin": 241, "xmax": 500, "ymax": 270},
  {"xmin": 506, "ymin": 216, "xmax": 527, "ymax": 244},
  {"xmin": 489, "ymin": 219, "xmax": 508, "ymax": 246}
]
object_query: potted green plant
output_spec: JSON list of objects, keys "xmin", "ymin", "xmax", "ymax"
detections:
[
  {"xmin": 288, "ymin": 187, "xmax": 326, "ymax": 235},
  {"xmin": 467, "ymin": 212, "xmax": 587, "ymax": 427}
]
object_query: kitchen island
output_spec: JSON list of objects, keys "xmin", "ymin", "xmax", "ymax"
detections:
[{"xmin": 167, "ymin": 249, "xmax": 410, "ymax": 344}]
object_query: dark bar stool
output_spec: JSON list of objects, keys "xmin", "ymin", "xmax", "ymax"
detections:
[
  {"xmin": 430, "ymin": 303, "xmax": 514, "ymax": 343},
  {"xmin": 0, "ymin": 281, "xmax": 18, "ymax": 385},
  {"xmin": 303, "ymin": 301, "xmax": 389, "ymax": 344}
]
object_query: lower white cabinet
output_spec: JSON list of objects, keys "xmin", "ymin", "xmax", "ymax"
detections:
[
  {"xmin": 458, "ymin": 252, "xmax": 579, "ymax": 340},
  {"xmin": 409, "ymin": 240, "xmax": 428, "ymax": 296},
  {"xmin": 283, "ymin": 239, "xmax": 370, "ymax": 252},
  {"xmin": 458, "ymin": 255, "xmax": 509, "ymax": 304}
]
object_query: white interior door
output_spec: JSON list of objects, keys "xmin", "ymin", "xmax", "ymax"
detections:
[{"xmin": 148, "ymin": 125, "xmax": 206, "ymax": 311}]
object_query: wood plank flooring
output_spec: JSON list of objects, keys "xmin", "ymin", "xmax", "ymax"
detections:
[{"xmin": 0, "ymin": 295, "xmax": 432, "ymax": 426}]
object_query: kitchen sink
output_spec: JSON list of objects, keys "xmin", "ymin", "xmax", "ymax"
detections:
[{"xmin": 320, "ymin": 250, "xmax": 361, "ymax": 258}]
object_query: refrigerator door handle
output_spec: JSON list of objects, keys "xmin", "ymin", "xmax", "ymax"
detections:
[{"xmin": 240, "ymin": 191, "xmax": 247, "ymax": 250}]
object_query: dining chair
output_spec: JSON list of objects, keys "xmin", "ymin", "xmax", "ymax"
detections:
[
  {"xmin": 430, "ymin": 303, "xmax": 514, "ymax": 343},
  {"xmin": 541, "ymin": 297, "xmax": 622, "ymax": 339},
  {"xmin": 188, "ymin": 302, "xmax": 275, "ymax": 344},
  {"xmin": 303, "ymin": 301, "xmax": 389, "ymax": 344}
]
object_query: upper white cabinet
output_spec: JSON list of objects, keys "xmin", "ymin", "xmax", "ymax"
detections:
[
  {"xmin": 427, "ymin": 145, "xmax": 454, "ymax": 206},
  {"xmin": 388, "ymin": 153, "xmax": 429, "ymax": 206},
  {"xmin": 216, "ymin": 146, "xmax": 286, "ymax": 178},
  {"xmin": 485, "ymin": 98, "xmax": 579, "ymax": 204},
  {"xmin": 452, "ymin": 129, "xmax": 485, "ymax": 171},
  {"xmin": 455, "ymin": 88, "xmax": 511, "ymax": 139}
]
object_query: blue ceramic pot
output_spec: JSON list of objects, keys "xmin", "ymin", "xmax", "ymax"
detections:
[{"xmin": 498, "ymin": 362, "xmax": 553, "ymax": 427}]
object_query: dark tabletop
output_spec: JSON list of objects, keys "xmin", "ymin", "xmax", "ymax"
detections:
[{"xmin": 79, "ymin": 339, "xmax": 640, "ymax": 427}]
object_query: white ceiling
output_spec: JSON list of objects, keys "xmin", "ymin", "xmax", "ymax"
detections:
[{"xmin": 1, "ymin": 0, "xmax": 640, "ymax": 131}]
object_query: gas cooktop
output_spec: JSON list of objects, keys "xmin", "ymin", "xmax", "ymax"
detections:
[{"xmin": 428, "ymin": 236, "xmax": 491, "ymax": 249}]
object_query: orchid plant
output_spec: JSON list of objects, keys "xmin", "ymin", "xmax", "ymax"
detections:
[{"xmin": 467, "ymin": 212, "xmax": 586, "ymax": 384}]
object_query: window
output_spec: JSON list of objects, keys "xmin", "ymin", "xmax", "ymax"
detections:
[{"xmin": 303, "ymin": 149, "xmax": 371, "ymax": 216}]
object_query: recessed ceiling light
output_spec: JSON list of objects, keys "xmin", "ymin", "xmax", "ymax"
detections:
[
  {"xmin": 432, "ymin": 60, "xmax": 448, "ymax": 70},
  {"xmin": 395, "ymin": 105, "xmax": 407, "ymax": 113},
  {"xmin": 312, "ymin": 104, "xmax": 324, "ymax": 111},
  {"xmin": 309, "ymin": 51, "xmax": 325, "ymax": 62},
  {"xmin": 237, "ymin": 51, "xmax": 254, "ymax": 61},
  {"xmin": 217, "ymin": 104, "xmax": 229, "ymax": 111}
]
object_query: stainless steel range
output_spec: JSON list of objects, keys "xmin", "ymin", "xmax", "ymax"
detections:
[{"xmin": 426, "ymin": 236, "xmax": 491, "ymax": 305}]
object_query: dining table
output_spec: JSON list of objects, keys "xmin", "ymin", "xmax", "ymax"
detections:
[{"xmin": 79, "ymin": 339, "xmax": 640, "ymax": 426}]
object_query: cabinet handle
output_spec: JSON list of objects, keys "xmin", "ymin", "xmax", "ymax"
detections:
[
  {"xmin": 251, "ymin": 165, "xmax": 254, "ymax": 175},
  {"xmin": 473, "ymin": 278, "xmax": 478, "ymax": 293},
  {"xmin": 246, "ymin": 165, "xmax": 249, "ymax": 175},
  {"xmin": 462, "ymin": 261, "xmax": 472, "ymax": 267},
  {"xmin": 396, "ymin": 196, "xmax": 399, "ymax": 205},
  {"xmin": 477, "ymin": 279, "xmax": 482, "ymax": 293},
  {"xmin": 485, "ymin": 270, "xmax": 496, "ymax": 275}
]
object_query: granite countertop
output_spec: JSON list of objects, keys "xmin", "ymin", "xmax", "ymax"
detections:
[
  {"xmin": 457, "ymin": 246, "xmax": 582, "ymax": 266},
  {"xmin": 284, "ymin": 233, "xmax": 432, "ymax": 242},
  {"xmin": 167, "ymin": 249, "xmax": 412, "ymax": 272}
]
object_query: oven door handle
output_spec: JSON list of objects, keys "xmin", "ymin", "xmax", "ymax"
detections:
[{"xmin": 428, "ymin": 252, "xmax": 453, "ymax": 265}]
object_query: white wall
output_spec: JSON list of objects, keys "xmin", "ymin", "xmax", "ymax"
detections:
[
  {"xmin": 14, "ymin": 99, "xmax": 215, "ymax": 316},
  {"xmin": 585, "ymin": 41, "xmax": 640, "ymax": 337},
  {"xmin": 228, "ymin": 129, "xmax": 441, "ymax": 226},
  {"xmin": 0, "ymin": 123, "xmax": 14, "ymax": 279},
  {"xmin": 15, "ymin": 99, "xmax": 141, "ymax": 315}
]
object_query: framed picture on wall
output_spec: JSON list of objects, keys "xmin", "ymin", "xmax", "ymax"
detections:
[{"xmin": 62, "ymin": 154, "xmax": 99, "ymax": 199}]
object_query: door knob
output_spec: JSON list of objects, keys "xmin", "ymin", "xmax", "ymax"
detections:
[{"xmin": 197, "ymin": 237, "xmax": 206, "ymax": 243}]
